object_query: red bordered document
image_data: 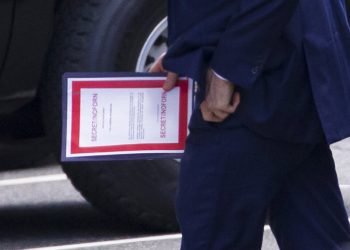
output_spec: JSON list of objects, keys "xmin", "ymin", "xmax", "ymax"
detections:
[{"xmin": 61, "ymin": 72, "xmax": 194, "ymax": 161}]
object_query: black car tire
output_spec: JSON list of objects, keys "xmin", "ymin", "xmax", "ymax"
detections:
[{"xmin": 42, "ymin": 0, "xmax": 179, "ymax": 231}]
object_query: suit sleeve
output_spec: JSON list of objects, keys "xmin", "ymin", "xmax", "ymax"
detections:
[{"xmin": 210, "ymin": 0, "xmax": 299, "ymax": 88}]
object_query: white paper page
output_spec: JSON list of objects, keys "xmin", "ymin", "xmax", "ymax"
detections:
[{"xmin": 79, "ymin": 87, "xmax": 180, "ymax": 147}]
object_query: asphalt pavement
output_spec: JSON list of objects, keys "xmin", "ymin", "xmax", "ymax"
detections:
[{"xmin": 0, "ymin": 138, "xmax": 349, "ymax": 249}]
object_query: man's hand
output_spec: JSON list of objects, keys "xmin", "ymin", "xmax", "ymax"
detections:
[
  {"xmin": 200, "ymin": 69, "xmax": 240, "ymax": 122},
  {"xmin": 149, "ymin": 53, "xmax": 178, "ymax": 91}
]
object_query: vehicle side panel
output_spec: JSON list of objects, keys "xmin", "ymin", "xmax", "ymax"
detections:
[
  {"xmin": 0, "ymin": 0, "xmax": 56, "ymax": 114},
  {"xmin": 0, "ymin": 1, "xmax": 15, "ymax": 76}
]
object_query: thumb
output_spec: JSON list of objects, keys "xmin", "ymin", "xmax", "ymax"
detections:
[{"xmin": 163, "ymin": 72, "xmax": 178, "ymax": 91}]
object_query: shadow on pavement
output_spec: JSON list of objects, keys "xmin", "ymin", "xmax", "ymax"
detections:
[{"xmin": 0, "ymin": 202, "xmax": 153, "ymax": 249}]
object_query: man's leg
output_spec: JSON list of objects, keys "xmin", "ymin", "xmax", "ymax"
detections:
[
  {"xmin": 269, "ymin": 142, "xmax": 350, "ymax": 250},
  {"xmin": 176, "ymin": 127, "xmax": 314, "ymax": 250}
]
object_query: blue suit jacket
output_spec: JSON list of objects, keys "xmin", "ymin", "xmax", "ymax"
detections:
[{"xmin": 163, "ymin": 0, "xmax": 350, "ymax": 144}]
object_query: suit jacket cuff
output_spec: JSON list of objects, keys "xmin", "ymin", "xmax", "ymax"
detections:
[
  {"xmin": 209, "ymin": 0, "xmax": 299, "ymax": 88},
  {"xmin": 210, "ymin": 50, "xmax": 268, "ymax": 88}
]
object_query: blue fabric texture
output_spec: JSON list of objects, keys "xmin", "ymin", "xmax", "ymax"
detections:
[
  {"xmin": 163, "ymin": 0, "xmax": 350, "ymax": 144},
  {"xmin": 177, "ymin": 127, "xmax": 350, "ymax": 249}
]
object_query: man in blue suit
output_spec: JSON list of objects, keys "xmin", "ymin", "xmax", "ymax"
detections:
[{"xmin": 151, "ymin": 0, "xmax": 350, "ymax": 249}]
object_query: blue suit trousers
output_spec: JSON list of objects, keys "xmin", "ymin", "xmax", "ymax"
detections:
[{"xmin": 177, "ymin": 127, "xmax": 350, "ymax": 250}]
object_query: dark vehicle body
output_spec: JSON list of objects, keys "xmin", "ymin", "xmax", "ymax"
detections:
[
  {"xmin": 0, "ymin": 0, "xmax": 177, "ymax": 231},
  {"xmin": 0, "ymin": 0, "xmax": 55, "ymax": 114}
]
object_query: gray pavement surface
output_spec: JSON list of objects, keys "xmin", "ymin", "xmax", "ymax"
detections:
[{"xmin": 0, "ymin": 138, "xmax": 348, "ymax": 250}]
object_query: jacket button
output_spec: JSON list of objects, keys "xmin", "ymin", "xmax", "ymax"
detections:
[{"xmin": 251, "ymin": 66, "xmax": 261, "ymax": 74}]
